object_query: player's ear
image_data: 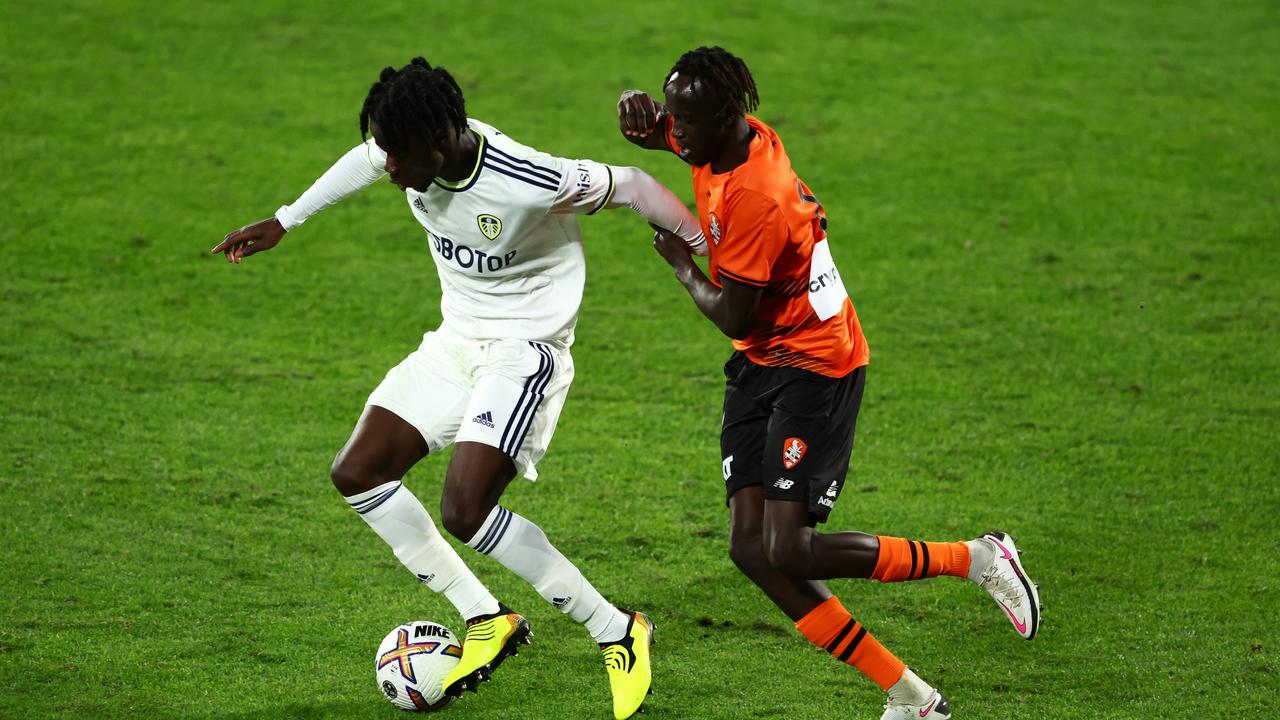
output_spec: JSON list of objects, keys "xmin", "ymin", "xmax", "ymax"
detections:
[
  {"xmin": 431, "ymin": 129, "xmax": 451, "ymax": 154},
  {"xmin": 719, "ymin": 103, "xmax": 741, "ymax": 128}
]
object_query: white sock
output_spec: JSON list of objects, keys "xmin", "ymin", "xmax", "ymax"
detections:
[
  {"xmin": 468, "ymin": 506, "xmax": 630, "ymax": 643},
  {"xmin": 346, "ymin": 481, "xmax": 500, "ymax": 620},
  {"xmin": 966, "ymin": 537, "xmax": 995, "ymax": 583},
  {"xmin": 886, "ymin": 668, "xmax": 934, "ymax": 706}
]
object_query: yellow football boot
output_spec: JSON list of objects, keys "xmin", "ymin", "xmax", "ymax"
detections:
[
  {"xmin": 600, "ymin": 611, "xmax": 655, "ymax": 720},
  {"xmin": 441, "ymin": 604, "xmax": 531, "ymax": 698}
]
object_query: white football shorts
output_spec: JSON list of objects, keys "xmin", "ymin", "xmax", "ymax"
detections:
[{"xmin": 366, "ymin": 325, "xmax": 574, "ymax": 480}]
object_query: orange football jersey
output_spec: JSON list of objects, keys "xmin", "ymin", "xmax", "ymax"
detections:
[{"xmin": 665, "ymin": 115, "xmax": 868, "ymax": 377}]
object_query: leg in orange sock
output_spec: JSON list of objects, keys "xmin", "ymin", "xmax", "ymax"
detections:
[
  {"xmin": 794, "ymin": 596, "xmax": 906, "ymax": 690},
  {"xmin": 871, "ymin": 536, "xmax": 971, "ymax": 583}
]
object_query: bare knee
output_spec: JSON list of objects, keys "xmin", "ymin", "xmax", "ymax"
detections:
[
  {"xmin": 439, "ymin": 492, "xmax": 490, "ymax": 542},
  {"xmin": 731, "ymin": 528, "xmax": 782, "ymax": 584},
  {"xmin": 765, "ymin": 530, "xmax": 817, "ymax": 577},
  {"xmin": 330, "ymin": 448, "xmax": 392, "ymax": 497}
]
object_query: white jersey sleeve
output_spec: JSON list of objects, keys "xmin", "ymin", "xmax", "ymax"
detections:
[
  {"xmin": 274, "ymin": 139, "xmax": 387, "ymax": 231},
  {"xmin": 548, "ymin": 159, "xmax": 707, "ymax": 256}
]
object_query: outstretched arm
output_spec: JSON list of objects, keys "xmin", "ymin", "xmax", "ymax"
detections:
[
  {"xmin": 604, "ymin": 166, "xmax": 707, "ymax": 256},
  {"xmin": 547, "ymin": 158, "xmax": 706, "ymax": 255},
  {"xmin": 212, "ymin": 140, "xmax": 387, "ymax": 263},
  {"xmin": 652, "ymin": 229, "xmax": 760, "ymax": 340}
]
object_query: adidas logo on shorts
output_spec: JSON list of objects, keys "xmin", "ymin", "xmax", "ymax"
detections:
[{"xmin": 472, "ymin": 410, "xmax": 495, "ymax": 428}]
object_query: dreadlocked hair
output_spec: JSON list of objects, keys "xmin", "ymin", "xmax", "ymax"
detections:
[
  {"xmin": 664, "ymin": 46, "xmax": 759, "ymax": 116},
  {"xmin": 359, "ymin": 57, "xmax": 467, "ymax": 155}
]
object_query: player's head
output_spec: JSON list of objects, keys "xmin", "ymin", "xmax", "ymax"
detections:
[
  {"xmin": 662, "ymin": 46, "xmax": 759, "ymax": 166},
  {"xmin": 360, "ymin": 57, "xmax": 468, "ymax": 192}
]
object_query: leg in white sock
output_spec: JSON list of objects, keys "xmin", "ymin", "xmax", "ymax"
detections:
[
  {"xmin": 468, "ymin": 505, "xmax": 630, "ymax": 643},
  {"xmin": 346, "ymin": 480, "xmax": 500, "ymax": 621}
]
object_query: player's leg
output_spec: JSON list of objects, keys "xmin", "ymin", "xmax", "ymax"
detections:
[
  {"xmin": 758, "ymin": 498, "xmax": 949, "ymax": 717},
  {"xmin": 756, "ymin": 363, "xmax": 967, "ymax": 582},
  {"xmin": 758, "ymin": 365, "xmax": 1040, "ymax": 639},
  {"xmin": 727, "ymin": 486, "xmax": 833, "ymax": 619},
  {"xmin": 722, "ymin": 382, "xmax": 934, "ymax": 716},
  {"xmin": 720, "ymin": 352, "xmax": 835, "ymax": 619},
  {"xmin": 760, "ymin": 501, "xmax": 972, "ymax": 582},
  {"xmin": 330, "ymin": 404, "xmax": 501, "ymax": 622},
  {"xmin": 440, "ymin": 340, "xmax": 647, "ymax": 718},
  {"xmin": 433, "ymin": 440, "xmax": 534, "ymax": 698},
  {"xmin": 726, "ymin": 360, "xmax": 947, "ymax": 717}
]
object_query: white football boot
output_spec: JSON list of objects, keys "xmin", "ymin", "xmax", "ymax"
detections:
[
  {"xmin": 972, "ymin": 531, "xmax": 1041, "ymax": 639},
  {"xmin": 881, "ymin": 669, "xmax": 952, "ymax": 720},
  {"xmin": 881, "ymin": 691, "xmax": 952, "ymax": 719}
]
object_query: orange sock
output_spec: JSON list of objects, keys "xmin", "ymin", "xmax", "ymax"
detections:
[
  {"xmin": 871, "ymin": 536, "xmax": 970, "ymax": 582},
  {"xmin": 794, "ymin": 596, "xmax": 906, "ymax": 691}
]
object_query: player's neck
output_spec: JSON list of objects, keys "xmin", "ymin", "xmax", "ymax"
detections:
[
  {"xmin": 710, "ymin": 117, "xmax": 754, "ymax": 174},
  {"xmin": 438, "ymin": 129, "xmax": 480, "ymax": 183}
]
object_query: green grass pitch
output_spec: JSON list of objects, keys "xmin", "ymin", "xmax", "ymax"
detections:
[{"xmin": 2, "ymin": 1, "xmax": 1277, "ymax": 718}]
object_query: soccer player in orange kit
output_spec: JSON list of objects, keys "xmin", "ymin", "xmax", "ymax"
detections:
[{"xmin": 617, "ymin": 46, "xmax": 1041, "ymax": 719}]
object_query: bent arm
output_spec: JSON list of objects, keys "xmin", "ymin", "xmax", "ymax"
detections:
[
  {"xmin": 653, "ymin": 229, "xmax": 760, "ymax": 340},
  {"xmin": 606, "ymin": 166, "xmax": 707, "ymax": 255},
  {"xmin": 617, "ymin": 90, "xmax": 672, "ymax": 152},
  {"xmin": 673, "ymin": 259, "xmax": 761, "ymax": 340},
  {"xmin": 274, "ymin": 140, "xmax": 387, "ymax": 230}
]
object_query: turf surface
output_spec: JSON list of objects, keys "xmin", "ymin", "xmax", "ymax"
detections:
[{"xmin": 2, "ymin": 1, "xmax": 1277, "ymax": 717}]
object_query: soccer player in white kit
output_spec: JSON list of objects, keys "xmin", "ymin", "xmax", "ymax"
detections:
[{"xmin": 213, "ymin": 57, "xmax": 706, "ymax": 720}]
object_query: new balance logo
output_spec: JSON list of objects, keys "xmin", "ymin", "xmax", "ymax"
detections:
[
  {"xmin": 472, "ymin": 411, "xmax": 495, "ymax": 428},
  {"xmin": 413, "ymin": 197, "xmax": 428, "ymax": 213},
  {"xmin": 773, "ymin": 478, "xmax": 795, "ymax": 490}
]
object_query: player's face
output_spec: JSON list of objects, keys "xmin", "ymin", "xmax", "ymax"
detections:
[
  {"xmin": 370, "ymin": 121, "xmax": 444, "ymax": 193},
  {"xmin": 664, "ymin": 75, "xmax": 731, "ymax": 166}
]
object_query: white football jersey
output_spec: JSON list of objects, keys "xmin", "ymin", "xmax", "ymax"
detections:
[
  {"xmin": 370, "ymin": 120, "xmax": 612, "ymax": 347},
  {"xmin": 275, "ymin": 118, "xmax": 705, "ymax": 349}
]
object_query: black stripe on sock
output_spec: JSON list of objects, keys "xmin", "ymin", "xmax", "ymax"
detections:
[
  {"xmin": 824, "ymin": 619, "xmax": 856, "ymax": 654},
  {"xmin": 908, "ymin": 541, "xmax": 918, "ymax": 580},
  {"xmin": 482, "ymin": 508, "xmax": 514, "ymax": 555},
  {"xmin": 919, "ymin": 542, "xmax": 931, "ymax": 580},
  {"xmin": 475, "ymin": 507, "xmax": 510, "ymax": 554},
  {"xmin": 838, "ymin": 626, "xmax": 868, "ymax": 663}
]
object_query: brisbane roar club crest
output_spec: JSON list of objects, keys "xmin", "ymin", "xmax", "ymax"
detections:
[
  {"xmin": 782, "ymin": 437, "xmax": 807, "ymax": 470},
  {"xmin": 477, "ymin": 214, "xmax": 502, "ymax": 241},
  {"xmin": 708, "ymin": 211, "xmax": 722, "ymax": 245}
]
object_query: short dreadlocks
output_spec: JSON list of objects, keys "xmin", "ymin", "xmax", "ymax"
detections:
[
  {"xmin": 664, "ymin": 46, "xmax": 760, "ymax": 116},
  {"xmin": 359, "ymin": 57, "xmax": 467, "ymax": 156}
]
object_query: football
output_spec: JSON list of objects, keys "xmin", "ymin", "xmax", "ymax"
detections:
[{"xmin": 375, "ymin": 621, "xmax": 464, "ymax": 712}]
